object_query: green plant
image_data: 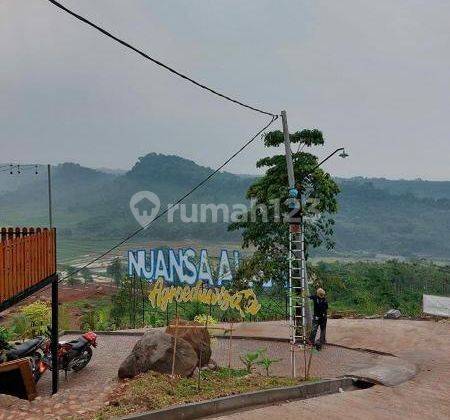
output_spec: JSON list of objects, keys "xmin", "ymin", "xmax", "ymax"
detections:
[
  {"xmin": 0, "ymin": 326, "xmax": 13, "ymax": 343},
  {"xmin": 194, "ymin": 314, "xmax": 218, "ymax": 326},
  {"xmin": 58, "ymin": 305, "xmax": 71, "ymax": 331},
  {"xmin": 107, "ymin": 258, "xmax": 124, "ymax": 285},
  {"xmin": 80, "ymin": 267, "xmax": 94, "ymax": 283},
  {"xmin": 239, "ymin": 348, "xmax": 265, "ymax": 373},
  {"xmin": 229, "ymin": 128, "xmax": 340, "ymax": 288},
  {"xmin": 80, "ymin": 307, "xmax": 99, "ymax": 331},
  {"xmin": 257, "ymin": 353, "xmax": 282, "ymax": 376},
  {"xmin": 64, "ymin": 265, "xmax": 81, "ymax": 286},
  {"xmin": 14, "ymin": 301, "xmax": 51, "ymax": 338}
]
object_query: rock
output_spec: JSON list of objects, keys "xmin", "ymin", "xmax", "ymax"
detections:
[
  {"xmin": 118, "ymin": 330, "xmax": 198, "ymax": 379},
  {"xmin": 384, "ymin": 309, "xmax": 402, "ymax": 319},
  {"xmin": 166, "ymin": 319, "xmax": 211, "ymax": 366},
  {"xmin": 0, "ymin": 393, "xmax": 26, "ymax": 408},
  {"xmin": 207, "ymin": 359, "xmax": 218, "ymax": 371}
]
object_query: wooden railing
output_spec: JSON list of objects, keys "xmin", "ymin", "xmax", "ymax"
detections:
[{"xmin": 0, "ymin": 227, "xmax": 56, "ymax": 306}]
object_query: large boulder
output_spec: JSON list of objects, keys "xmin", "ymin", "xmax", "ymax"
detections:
[
  {"xmin": 118, "ymin": 330, "xmax": 198, "ymax": 379},
  {"xmin": 166, "ymin": 319, "xmax": 211, "ymax": 366}
]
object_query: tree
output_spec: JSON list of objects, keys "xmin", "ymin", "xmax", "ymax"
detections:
[
  {"xmin": 107, "ymin": 257, "xmax": 124, "ymax": 285},
  {"xmin": 80, "ymin": 267, "xmax": 94, "ymax": 283},
  {"xmin": 64, "ymin": 265, "xmax": 80, "ymax": 286},
  {"xmin": 229, "ymin": 129, "xmax": 340, "ymax": 287}
]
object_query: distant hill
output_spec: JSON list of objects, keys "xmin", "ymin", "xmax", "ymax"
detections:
[
  {"xmin": 1, "ymin": 154, "xmax": 450, "ymax": 259},
  {"xmin": 334, "ymin": 180, "xmax": 450, "ymax": 258},
  {"xmin": 340, "ymin": 177, "xmax": 450, "ymax": 200}
]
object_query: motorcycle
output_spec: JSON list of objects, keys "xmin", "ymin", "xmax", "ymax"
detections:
[
  {"xmin": 46, "ymin": 331, "xmax": 97, "ymax": 376},
  {"xmin": 0, "ymin": 336, "xmax": 47, "ymax": 382},
  {"xmin": 0, "ymin": 330, "xmax": 97, "ymax": 382}
]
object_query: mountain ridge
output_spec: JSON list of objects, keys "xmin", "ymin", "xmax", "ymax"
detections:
[{"xmin": 1, "ymin": 153, "xmax": 449, "ymax": 259}]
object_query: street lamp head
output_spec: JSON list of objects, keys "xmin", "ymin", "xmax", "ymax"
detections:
[{"xmin": 339, "ymin": 149, "xmax": 349, "ymax": 159}]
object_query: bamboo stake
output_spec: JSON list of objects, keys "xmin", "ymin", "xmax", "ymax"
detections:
[
  {"xmin": 171, "ymin": 315, "xmax": 179, "ymax": 378},
  {"xmin": 306, "ymin": 347, "xmax": 313, "ymax": 379},
  {"xmin": 227, "ymin": 321, "xmax": 233, "ymax": 369}
]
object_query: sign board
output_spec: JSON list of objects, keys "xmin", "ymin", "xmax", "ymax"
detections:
[
  {"xmin": 128, "ymin": 248, "xmax": 261, "ymax": 315},
  {"xmin": 128, "ymin": 248, "xmax": 240, "ymax": 285},
  {"xmin": 423, "ymin": 294, "xmax": 450, "ymax": 317}
]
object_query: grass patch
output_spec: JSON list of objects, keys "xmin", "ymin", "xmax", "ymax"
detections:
[{"xmin": 96, "ymin": 368, "xmax": 307, "ymax": 418}]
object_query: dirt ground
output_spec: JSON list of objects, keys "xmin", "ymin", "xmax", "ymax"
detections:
[
  {"xmin": 214, "ymin": 319, "xmax": 450, "ymax": 420},
  {"xmin": 0, "ymin": 284, "xmax": 116, "ymax": 323}
]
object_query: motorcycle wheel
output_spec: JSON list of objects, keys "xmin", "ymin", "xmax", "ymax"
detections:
[
  {"xmin": 71, "ymin": 346, "xmax": 93, "ymax": 372},
  {"xmin": 31, "ymin": 351, "xmax": 46, "ymax": 383}
]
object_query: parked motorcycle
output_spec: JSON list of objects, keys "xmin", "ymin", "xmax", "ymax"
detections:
[
  {"xmin": 47, "ymin": 331, "xmax": 97, "ymax": 375},
  {"xmin": 0, "ymin": 336, "xmax": 47, "ymax": 382},
  {"xmin": 0, "ymin": 330, "xmax": 97, "ymax": 382}
]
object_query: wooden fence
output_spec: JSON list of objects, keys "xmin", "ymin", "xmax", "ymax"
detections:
[{"xmin": 0, "ymin": 227, "xmax": 56, "ymax": 306}]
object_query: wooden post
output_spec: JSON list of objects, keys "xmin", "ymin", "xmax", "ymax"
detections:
[
  {"xmin": 227, "ymin": 321, "xmax": 233, "ymax": 369},
  {"xmin": 306, "ymin": 347, "xmax": 313, "ymax": 379},
  {"xmin": 51, "ymin": 274, "xmax": 58, "ymax": 394},
  {"xmin": 171, "ymin": 315, "xmax": 179, "ymax": 377},
  {"xmin": 140, "ymin": 277, "xmax": 145, "ymax": 325}
]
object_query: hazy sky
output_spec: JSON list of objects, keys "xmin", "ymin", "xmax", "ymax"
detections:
[{"xmin": 1, "ymin": 0, "xmax": 449, "ymax": 179}]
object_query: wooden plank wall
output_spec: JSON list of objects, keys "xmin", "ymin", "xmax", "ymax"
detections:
[{"xmin": 0, "ymin": 227, "xmax": 56, "ymax": 305}]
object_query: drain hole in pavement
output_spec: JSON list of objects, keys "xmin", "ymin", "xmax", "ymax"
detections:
[{"xmin": 352, "ymin": 379, "xmax": 375, "ymax": 389}]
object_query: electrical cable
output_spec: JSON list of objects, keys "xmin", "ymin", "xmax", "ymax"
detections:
[{"xmin": 46, "ymin": 0, "xmax": 277, "ymax": 118}]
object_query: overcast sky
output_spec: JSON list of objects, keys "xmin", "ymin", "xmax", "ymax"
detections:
[{"xmin": 1, "ymin": 0, "xmax": 449, "ymax": 179}]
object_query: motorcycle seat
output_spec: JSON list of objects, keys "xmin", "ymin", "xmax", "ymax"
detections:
[
  {"xmin": 6, "ymin": 337, "xmax": 43, "ymax": 360},
  {"xmin": 66, "ymin": 337, "xmax": 88, "ymax": 351}
]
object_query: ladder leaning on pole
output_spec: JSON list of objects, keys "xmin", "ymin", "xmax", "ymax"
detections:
[{"xmin": 288, "ymin": 227, "xmax": 307, "ymax": 378}]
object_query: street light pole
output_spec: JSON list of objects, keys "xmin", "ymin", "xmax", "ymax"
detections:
[{"xmin": 47, "ymin": 163, "xmax": 58, "ymax": 394}]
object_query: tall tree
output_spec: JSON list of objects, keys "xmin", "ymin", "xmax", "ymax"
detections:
[
  {"xmin": 107, "ymin": 257, "xmax": 124, "ymax": 285},
  {"xmin": 229, "ymin": 129, "xmax": 339, "ymax": 287}
]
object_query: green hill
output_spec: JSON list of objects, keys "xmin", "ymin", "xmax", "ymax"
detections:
[{"xmin": 1, "ymin": 154, "xmax": 450, "ymax": 260}]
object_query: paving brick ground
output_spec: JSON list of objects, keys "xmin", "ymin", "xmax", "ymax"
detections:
[{"xmin": 2, "ymin": 319, "xmax": 446, "ymax": 419}]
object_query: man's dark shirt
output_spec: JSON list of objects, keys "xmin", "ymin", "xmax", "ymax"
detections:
[{"xmin": 309, "ymin": 295, "xmax": 328, "ymax": 319}]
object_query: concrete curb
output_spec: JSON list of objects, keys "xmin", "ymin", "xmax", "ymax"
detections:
[{"xmin": 120, "ymin": 378, "xmax": 354, "ymax": 420}]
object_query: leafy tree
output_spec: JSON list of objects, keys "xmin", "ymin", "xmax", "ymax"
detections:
[
  {"xmin": 229, "ymin": 129, "xmax": 340, "ymax": 286},
  {"xmin": 80, "ymin": 267, "xmax": 94, "ymax": 283},
  {"xmin": 64, "ymin": 265, "xmax": 80, "ymax": 286},
  {"xmin": 107, "ymin": 257, "xmax": 124, "ymax": 285}
]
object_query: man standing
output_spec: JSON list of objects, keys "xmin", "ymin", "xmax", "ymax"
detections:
[{"xmin": 308, "ymin": 288, "xmax": 328, "ymax": 350}]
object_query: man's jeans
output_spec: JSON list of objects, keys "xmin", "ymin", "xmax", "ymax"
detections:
[{"xmin": 309, "ymin": 316, "xmax": 327, "ymax": 344}]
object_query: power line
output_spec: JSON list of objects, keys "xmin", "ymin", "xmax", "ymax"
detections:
[
  {"xmin": 55, "ymin": 114, "xmax": 278, "ymax": 283},
  {"xmin": 46, "ymin": 0, "xmax": 277, "ymax": 118}
]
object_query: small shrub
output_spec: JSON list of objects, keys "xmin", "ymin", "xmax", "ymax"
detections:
[
  {"xmin": 0, "ymin": 326, "xmax": 13, "ymax": 343},
  {"xmin": 80, "ymin": 307, "xmax": 99, "ymax": 331},
  {"xmin": 10, "ymin": 301, "xmax": 51, "ymax": 339},
  {"xmin": 257, "ymin": 353, "xmax": 282, "ymax": 376},
  {"xmin": 239, "ymin": 348, "xmax": 264, "ymax": 373}
]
